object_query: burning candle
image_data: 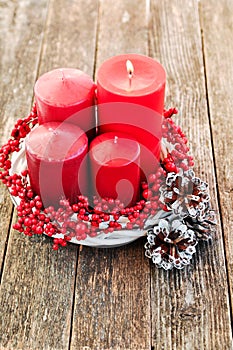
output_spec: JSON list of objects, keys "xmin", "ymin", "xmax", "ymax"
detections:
[
  {"xmin": 89, "ymin": 132, "xmax": 140, "ymax": 207},
  {"xmin": 34, "ymin": 68, "xmax": 96, "ymax": 140},
  {"xmin": 96, "ymin": 54, "xmax": 166, "ymax": 178},
  {"xmin": 25, "ymin": 122, "xmax": 88, "ymax": 208},
  {"xmin": 97, "ymin": 54, "xmax": 166, "ymax": 114},
  {"xmin": 126, "ymin": 59, "xmax": 134, "ymax": 89}
]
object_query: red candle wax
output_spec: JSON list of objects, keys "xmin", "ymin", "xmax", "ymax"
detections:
[
  {"xmin": 34, "ymin": 68, "xmax": 96, "ymax": 140},
  {"xmin": 89, "ymin": 132, "xmax": 140, "ymax": 207},
  {"xmin": 97, "ymin": 54, "xmax": 166, "ymax": 114},
  {"xmin": 25, "ymin": 122, "xmax": 88, "ymax": 208},
  {"xmin": 96, "ymin": 54, "xmax": 166, "ymax": 177}
]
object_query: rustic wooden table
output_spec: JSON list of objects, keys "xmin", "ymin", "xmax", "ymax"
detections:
[{"xmin": 0, "ymin": 1, "xmax": 233, "ymax": 349}]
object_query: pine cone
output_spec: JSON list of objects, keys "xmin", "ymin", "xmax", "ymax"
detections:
[
  {"xmin": 184, "ymin": 202, "xmax": 216, "ymax": 240},
  {"xmin": 160, "ymin": 170, "xmax": 210, "ymax": 218},
  {"xmin": 145, "ymin": 217, "xmax": 197, "ymax": 270}
]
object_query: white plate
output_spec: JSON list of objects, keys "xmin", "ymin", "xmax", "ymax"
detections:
[{"xmin": 10, "ymin": 143, "xmax": 147, "ymax": 247}]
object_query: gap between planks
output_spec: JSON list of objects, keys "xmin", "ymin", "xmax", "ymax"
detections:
[{"xmin": 198, "ymin": 5, "xmax": 233, "ymax": 331}]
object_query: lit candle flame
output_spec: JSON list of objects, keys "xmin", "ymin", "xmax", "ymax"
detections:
[
  {"xmin": 126, "ymin": 60, "xmax": 134, "ymax": 79},
  {"xmin": 126, "ymin": 60, "xmax": 134, "ymax": 89}
]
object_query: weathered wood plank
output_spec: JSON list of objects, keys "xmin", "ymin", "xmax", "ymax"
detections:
[
  {"xmin": 149, "ymin": 0, "xmax": 232, "ymax": 349},
  {"xmin": 72, "ymin": 241, "xmax": 150, "ymax": 350},
  {"xmin": 95, "ymin": 0, "xmax": 148, "ymax": 65},
  {"xmin": 0, "ymin": 0, "xmax": 48, "ymax": 275},
  {"xmin": 200, "ymin": 0, "xmax": 233, "ymax": 316},
  {"xmin": 0, "ymin": 0, "xmax": 98, "ymax": 349},
  {"xmin": 1, "ymin": 212, "xmax": 78, "ymax": 350},
  {"xmin": 70, "ymin": 1, "xmax": 151, "ymax": 349},
  {"xmin": 37, "ymin": 0, "xmax": 98, "ymax": 76},
  {"xmin": 1, "ymin": 1, "xmax": 232, "ymax": 350},
  {"xmin": 0, "ymin": 188, "xmax": 12, "ymax": 278}
]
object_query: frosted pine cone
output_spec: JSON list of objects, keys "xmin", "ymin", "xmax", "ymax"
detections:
[
  {"xmin": 145, "ymin": 217, "xmax": 197, "ymax": 270},
  {"xmin": 160, "ymin": 170, "xmax": 210, "ymax": 218},
  {"xmin": 184, "ymin": 203, "xmax": 216, "ymax": 240}
]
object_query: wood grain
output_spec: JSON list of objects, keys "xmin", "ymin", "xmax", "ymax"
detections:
[
  {"xmin": 95, "ymin": 0, "xmax": 149, "ymax": 69},
  {"xmin": 149, "ymin": 0, "xmax": 233, "ymax": 349},
  {"xmin": 72, "ymin": 240, "xmax": 151, "ymax": 350},
  {"xmin": 0, "ymin": 213, "xmax": 78, "ymax": 350},
  {"xmin": 0, "ymin": 0, "xmax": 98, "ymax": 349},
  {"xmin": 200, "ymin": 0, "xmax": 233, "ymax": 316},
  {"xmin": 1, "ymin": 0, "xmax": 232, "ymax": 349},
  {"xmin": 0, "ymin": 0, "xmax": 48, "ymax": 276},
  {"xmin": 70, "ymin": 1, "xmax": 151, "ymax": 349},
  {"xmin": 0, "ymin": 187, "xmax": 12, "ymax": 279},
  {"xmin": 37, "ymin": 0, "xmax": 99, "ymax": 76}
]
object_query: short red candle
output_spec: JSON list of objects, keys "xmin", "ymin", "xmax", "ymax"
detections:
[
  {"xmin": 25, "ymin": 122, "xmax": 88, "ymax": 208},
  {"xmin": 34, "ymin": 68, "xmax": 96, "ymax": 139},
  {"xmin": 96, "ymin": 54, "xmax": 166, "ymax": 178},
  {"xmin": 89, "ymin": 132, "xmax": 140, "ymax": 207}
]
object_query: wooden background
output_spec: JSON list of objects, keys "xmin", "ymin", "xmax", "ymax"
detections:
[{"xmin": 0, "ymin": 0, "xmax": 232, "ymax": 349}]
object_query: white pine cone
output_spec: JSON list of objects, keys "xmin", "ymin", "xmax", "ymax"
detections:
[{"xmin": 145, "ymin": 217, "xmax": 197, "ymax": 270}]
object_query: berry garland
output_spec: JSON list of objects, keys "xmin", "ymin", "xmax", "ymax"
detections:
[{"xmin": 0, "ymin": 106, "xmax": 216, "ymax": 268}]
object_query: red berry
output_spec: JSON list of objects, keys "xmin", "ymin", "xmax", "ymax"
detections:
[
  {"xmin": 91, "ymin": 221, "xmax": 99, "ymax": 227},
  {"xmin": 165, "ymin": 162, "xmax": 177, "ymax": 173},
  {"xmin": 21, "ymin": 170, "xmax": 28, "ymax": 177},
  {"xmin": 126, "ymin": 223, "xmax": 133, "ymax": 230},
  {"xmin": 13, "ymin": 223, "xmax": 22, "ymax": 230},
  {"xmin": 151, "ymin": 202, "xmax": 159, "ymax": 210},
  {"xmin": 79, "ymin": 208, "xmax": 86, "ymax": 215},
  {"xmin": 92, "ymin": 214, "xmax": 99, "ymax": 221},
  {"xmin": 72, "ymin": 204, "xmax": 79, "ymax": 212},
  {"xmin": 141, "ymin": 181, "xmax": 148, "ymax": 190},
  {"xmin": 36, "ymin": 226, "xmax": 43, "ymax": 234},
  {"xmin": 64, "ymin": 235, "xmax": 71, "ymax": 241},
  {"xmin": 109, "ymin": 221, "xmax": 115, "ymax": 227},
  {"xmin": 142, "ymin": 189, "xmax": 152, "ymax": 199},
  {"xmin": 103, "ymin": 214, "xmax": 110, "ymax": 221},
  {"xmin": 152, "ymin": 184, "xmax": 160, "ymax": 192},
  {"xmin": 24, "ymin": 218, "xmax": 32, "ymax": 226},
  {"xmin": 102, "ymin": 204, "xmax": 109, "ymax": 212},
  {"xmin": 162, "ymin": 204, "xmax": 170, "ymax": 212},
  {"xmin": 35, "ymin": 200, "xmax": 43, "ymax": 209}
]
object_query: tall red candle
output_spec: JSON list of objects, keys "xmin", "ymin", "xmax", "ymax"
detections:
[
  {"xmin": 89, "ymin": 132, "xmax": 140, "ymax": 207},
  {"xmin": 25, "ymin": 122, "xmax": 88, "ymax": 208},
  {"xmin": 34, "ymin": 68, "xmax": 96, "ymax": 140},
  {"xmin": 96, "ymin": 54, "xmax": 166, "ymax": 178}
]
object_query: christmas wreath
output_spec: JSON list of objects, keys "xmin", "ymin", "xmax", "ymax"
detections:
[{"xmin": 0, "ymin": 106, "xmax": 216, "ymax": 270}]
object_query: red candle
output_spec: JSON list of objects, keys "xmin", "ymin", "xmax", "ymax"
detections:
[
  {"xmin": 89, "ymin": 132, "xmax": 140, "ymax": 207},
  {"xmin": 34, "ymin": 68, "xmax": 96, "ymax": 140},
  {"xmin": 97, "ymin": 54, "xmax": 166, "ymax": 114},
  {"xmin": 25, "ymin": 122, "xmax": 88, "ymax": 208},
  {"xmin": 96, "ymin": 54, "xmax": 166, "ymax": 178}
]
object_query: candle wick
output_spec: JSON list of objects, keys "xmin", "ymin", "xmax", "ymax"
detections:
[
  {"xmin": 128, "ymin": 73, "xmax": 133, "ymax": 89},
  {"xmin": 48, "ymin": 129, "xmax": 58, "ymax": 144},
  {"xmin": 126, "ymin": 60, "xmax": 134, "ymax": 90},
  {"xmin": 60, "ymin": 69, "xmax": 65, "ymax": 81},
  {"xmin": 114, "ymin": 136, "xmax": 118, "ymax": 144},
  {"xmin": 44, "ymin": 129, "xmax": 58, "ymax": 158}
]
